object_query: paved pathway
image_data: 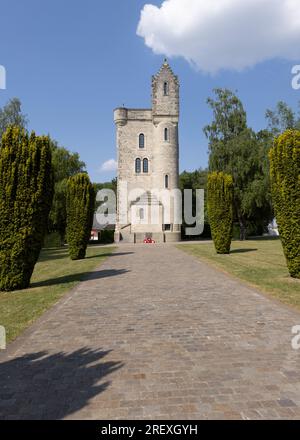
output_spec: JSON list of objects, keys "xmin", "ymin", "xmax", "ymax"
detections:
[{"xmin": 1, "ymin": 244, "xmax": 300, "ymax": 420}]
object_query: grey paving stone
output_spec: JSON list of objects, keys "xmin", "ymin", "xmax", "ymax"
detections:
[{"xmin": 1, "ymin": 244, "xmax": 300, "ymax": 420}]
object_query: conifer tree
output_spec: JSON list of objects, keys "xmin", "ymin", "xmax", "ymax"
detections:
[
  {"xmin": 66, "ymin": 173, "xmax": 95, "ymax": 260},
  {"xmin": 208, "ymin": 172, "xmax": 234, "ymax": 254},
  {"xmin": 269, "ymin": 130, "xmax": 300, "ymax": 278},
  {"xmin": 0, "ymin": 127, "xmax": 53, "ymax": 291}
]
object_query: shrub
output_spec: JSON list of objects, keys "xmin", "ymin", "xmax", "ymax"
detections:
[
  {"xmin": 269, "ymin": 130, "xmax": 300, "ymax": 278},
  {"xmin": 43, "ymin": 232, "xmax": 63, "ymax": 248},
  {"xmin": 208, "ymin": 172, "xmax": 234, "ymax": 254},
  {"xmin": 99, "ymin": 229, "xmax": 114, "ymax": 244},
  {"xmin": 0, "ymin": 127, "xmax": 53, "ymax": 291},
  {"xmin": 66, "ymin": 173, "xmax": 95, "ymax": 260}
]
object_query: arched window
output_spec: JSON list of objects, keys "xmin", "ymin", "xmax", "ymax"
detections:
[
  {"xmin": 164, "ymin": 82, "xmax": 168, "ymax": 96},
  {"xmin": 139, "ymin": 133, "xmax": 145, "ymax": 149},
  {"xmin": 143, "ymin": 158, "xmax": 149, "ymax": 173},
  {"xmin": 165, "ymin": 175, "xmax": 169, "ymax": 189},
  {"xmin": 135, "ymin": 158, "xmax": 141, "ymax": 174},
  {"xmin": 164, "ymin": 128, "xmax": 168, "ymax": 141}
]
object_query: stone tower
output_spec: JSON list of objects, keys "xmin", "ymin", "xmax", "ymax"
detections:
[{"xmin": 114, "ymin": 60, "xmax": 181, "ymax": 243}]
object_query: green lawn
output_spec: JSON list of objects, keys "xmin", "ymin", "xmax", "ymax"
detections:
[
  {"xmin": 178, "ymin": 239, "xmax": 300, "ymax": 309},
  {"xmin": 0, "ymin": 246, "xmax": 115, "ymax": 343}
]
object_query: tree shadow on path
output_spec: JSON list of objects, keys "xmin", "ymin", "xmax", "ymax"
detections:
[
  {"xmin": 84, "ymin": 252, "xmax": 134, "ymax": 259},
  {"xmin": 0, "ymin": 348, "xmax": 123, "ymax": 420},
  {"xmin": 31, "ymin": 268, "xmax": 129, "ymax": 288}
]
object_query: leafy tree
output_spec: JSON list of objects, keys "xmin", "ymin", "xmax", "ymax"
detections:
[
  {"xmin": 66, "ymin": 173, "xmax": 95, "ymax": 260},
  {"xmin": 179, "ymin": 169, "xmax": 209, "ymax": 237},
  {"xmin": 0, "ymin": 98, "xmax": 27, "ymax": 141},
  {"xmin": 266, "ymin": 101, "xmax": 300, "ymax": 136},
  {"xmin": 205, "ymin": 88, "xmax": 272, "ymax": 239},
  {"xmin": 48, "ymin": 140, "xmax": 86, "ymax": 242},
  {"xmin": 0, "ymin": 127, "xmax": 53, "ymax": 291},
  {"xmin": 51, "ymin": 140, "xmax": 86, "ymax": 182},
  {"xmin": 207, "ymin": 172, "xmax": 234, "ymax": 254},
  {"xmin": 94, "ymin": 178, "xmax": 117, "ymax": 212},
  {"xmin": 269, "ymin": 130, "xmax": 300, "ymax": 278}
]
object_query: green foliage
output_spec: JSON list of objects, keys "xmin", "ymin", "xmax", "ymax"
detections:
[
  {"xmin": 179, "ymin": 169, "xmax": 210, "ymax": 238},
  {"xmin": 0, "ymin": 98, "xmax": 28, "ymax": 141},
  {"xmin": 99, "ymin": 229, "xmax": 114, "ymax": 244},
  {"xmin": 204, "ymin": 88, "xmax": 247, "ymax": 144},
  {"xmin": 43, "ymin": 232, "xmax": 62, "ymax": 248},
  {"xmin": 48, "ymin": 140, "xmax": 86, "ymax": 241},
  {"xmin": 266, "ymin": 101, "xmax": 300, "ymax": 137},
  {"xmin": 205, "ymin": 89, "xmax": 273, "ymax": 239},
  {"xmin": 66, "ymin": 173, "xmax": 95, "ymax": 260},
  {"xmin": 269, "ymin": 130, "xmax": 300, "ymax": 278},
  {"xmin": 48, "ymin": 179, "xmax": 68, "ymax": 243},
  {"xmin": 94, "ymin": 178, "xmax": 117, "ymax": 212},
  {"xmin": 207, "ymin": 172, "xmax": 234, "ymax": 254},
  {"xmin": 51, "ymin": 141, "xmax": 86, "ymax": 182},
  {"xmin": 0, "ymin": 126, "xmax": 53, "ymax": 291}
]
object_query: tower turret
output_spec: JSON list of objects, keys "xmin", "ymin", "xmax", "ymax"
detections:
[{"xmin": 152, "ymin": 59, "xmax": 179, "ymax": 120}]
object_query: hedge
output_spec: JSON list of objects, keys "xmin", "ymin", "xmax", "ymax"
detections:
[
  {"xmin": 269, "ymin": 130, "xmax": 300, "ymax": 278},
  {"xmin": 0, "ymin": 127, "xmax": 53, "ymax": 291},
  {"xmin": 208, "ymin": 172, "xmax": 234, "ymax": 254},
  {"xmin": 66, "ymin": 173, "xmax": 95, "ymax": 260}
]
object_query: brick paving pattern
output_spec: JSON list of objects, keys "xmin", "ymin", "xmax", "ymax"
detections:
[{"xmin": 1, "ymin": 244, "xmax": 300, "ymax": 419}]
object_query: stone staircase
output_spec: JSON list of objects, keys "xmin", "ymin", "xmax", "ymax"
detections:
[{"xmin": 130, "ymin": 191, "xmax": 161, "ymax": 207}]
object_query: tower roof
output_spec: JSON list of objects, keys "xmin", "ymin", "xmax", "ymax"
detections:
[{"xmin": 152, "ymin": 59, "xmax": 179, "ymax": 85}]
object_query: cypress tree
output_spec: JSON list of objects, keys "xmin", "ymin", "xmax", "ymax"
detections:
[
  {"xmin": 66, "ymin": 173, "xmax": 95, "ymax": 260},
  {"xmin": 208, "ymin": 172, "xmax": 234, "ymax": 254},
  {"xmin": 0, "ymin": 126, "xmax": 53, "ymax": 291},
  {"xmin": 269, "ymin": 130, "xmax": 300, "ymax": 278}
]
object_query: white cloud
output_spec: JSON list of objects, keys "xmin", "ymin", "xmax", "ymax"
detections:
[
  {"xmin": 137, "ymin": 0, "xmax": 300, "ymax": 73},
  {"xmin": 99, "ymin": 159, "xmax": 117, "ymax": 173}
]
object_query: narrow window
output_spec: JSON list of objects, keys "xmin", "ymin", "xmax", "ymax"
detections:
[
  {"xmin": 165, "ymin": 175, "xmax": 169, "ymax": 189},
  {"xmin": 139, "ymin": 208, "xmax": 144, "ymax": 220},
  {"xmin": 143, "ymin": 158, "xmax": 149, "ymax": 173},
  {"xmin": 164, "ymin": 128, "xmax": 168, "ymax": 141},
  {"xmin": 164, "ymin": 82, "xmax": 168, "ymax": 96},
  {"xmin": 139, "ymin": 133, "xmax": 145, "ymax": 149},
  {"xmin": 135, "ymin": 158, "xmax": 141, "ymax": 174}
]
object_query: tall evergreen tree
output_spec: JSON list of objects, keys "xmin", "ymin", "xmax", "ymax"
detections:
[
  {"xmin": 66, "ymin": 173, "xmax": 95, "ymax": 260},
  {"xmin": 0, "ymin": 127, "xmax": 53, "ymax": 291},
  {"xmin": 207, "ymin": 172, "xmax": 234, "ymax": 254},
  {"xmin": 269, "ymin": 130, "xmax": 300, "ymax": 278}
]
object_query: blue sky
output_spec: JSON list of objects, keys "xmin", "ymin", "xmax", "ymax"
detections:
[{"xmin": 0, "ymin": 0, "xmax": 299, "ymax": 183}]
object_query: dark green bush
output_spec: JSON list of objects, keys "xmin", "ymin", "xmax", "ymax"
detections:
[
  {"xmin": 208, "ymin": 172, "xmax": 234, "ymax": 254},
  {"xmin": 99, "ymin": 229, "xmax": 114, "ymax": 244},
  {"xmin": 43, "ymin": 232, "xmax": 63, "ymax": 248},
  {"xmin": 232, "ymin": 223, "xmax": 241, "ymax": 240},
  {"xmin": 0, "ymin": 127, "xmax": 53, "ymax": 291},
  {"xmin": 66, "ymin": 173, "xmax": 95, "ymax": 260},
  {"xmin": 269, "ymin": 130, "xmax": 300, "ymax": 278}
]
